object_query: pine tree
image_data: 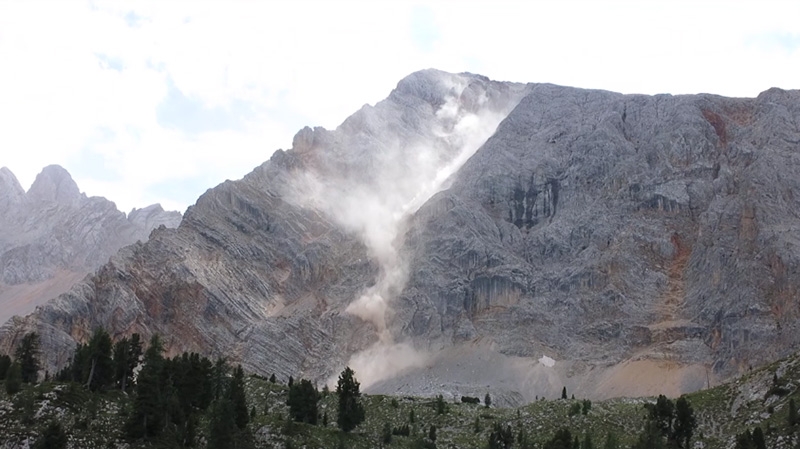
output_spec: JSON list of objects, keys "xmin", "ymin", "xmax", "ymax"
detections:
[
  {"xmin": 5, "ymin": 361, "xmax": 22, "ymax": 395},
  {"xmin": 210, "ymin": 357, "xmax": 230, "ymax": 401},
  {"xmin": 33, "ymin": 420, "xmax": 68, "ymax": 449},
  {"xmin": 0, "ymin": 354, "xmax": 11, "ymax": 380},
  {"xmin": 544, "ymin": 428, "xmax": 573, "ymax": 449},
  {"xmin": 287, "ymin": 378, "xmax": 319, "ymax": 424},
  {"xmin": 336, "ymin": 366, "xmax": 365, "ymax": 432},
  {"xmin": 735, "ymin": 429, "xmax": 754, "ymax": 449},
  {"xmin": 789, "ymin": 398, "xmax": 798, "ymax": 427},
  {"xmin": 429, "ymin": 424, "xmax": 437, "ymax": 442},
  {"xmin": 269, "ymin": 373, "xmax": 276, "ymax": 383},
  {"xmin": 561, "ymin": 387, "xmax": 567, "ymax": 400},
  {"xmin": 231, "ymin": 365, "xmax": 249, "ymax": 430},
  {"xmin": 113, "ymin": 333, "xmax": 142, "ymax": 392},
  {"xmin": 15, "ymin": 332, "xmax": 40, "ymax": 383},
  {"xmin": 488, "ymin": 423, "xmax": 514, "ymax": 449},
  {"xmin": 435, "ymin": 394, "xmax": 447, "ymax": 414},
  {"xmin": 208, "ymin": 396, "xmax": 236, "ymax": 449},
  {"xmin": 124, "ymin": 335, "xmax": 166, "ymax": 440},
  {"xmin": 751, "ymin": 427, "xmax": 766, "ymax": 449},
  {"xmin": 84, "ymin": 328, "xmax": 114, "ymax": 391},
  {"xmin": 673, "ymin": 396, "xmax": 696, "ymax": 448},
  {"xmin": 484, "ymin": 392, "xmax": 492, "ymax": 408}
]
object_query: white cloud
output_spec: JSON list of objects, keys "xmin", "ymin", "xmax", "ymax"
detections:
[{"xmin": 0, "ymin": 0, "xmax": 798, "ymax": 212}]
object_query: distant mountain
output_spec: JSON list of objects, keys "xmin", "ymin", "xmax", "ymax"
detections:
[
  {"xmin": 3, "ymin": 70, "xmax": 800, "ymax": 403},
  {"xmin": 0, "ymin": 165, "xmax": 182, "ymax": 324}
]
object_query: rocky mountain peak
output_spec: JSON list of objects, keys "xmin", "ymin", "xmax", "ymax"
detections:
[
  {"xmin": 26, "ymin": 164, "xmax": 82, "ymax": 205},
  {"xmin": 3, "ymin": 71, "xmax": 800, "ymax": 404},
  {"xmin": 128, "ymin": 203, "xmax": 182, "ymax": 230},
  {"xmin": 0, "ymin": 165, "xmax": 182, "ymax": 325},
  {"xmin": 0, "ymin": 166, "xmax": 25, "ymax": 211}
]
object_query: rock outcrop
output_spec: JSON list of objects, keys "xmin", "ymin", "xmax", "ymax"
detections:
[
  {"xmin": 0, "ymin": 165, "xmax": 182, "ymax": 324},
  {"xmin": 3, "ymin": 71, "xmax": 800, "ymax": 402}
]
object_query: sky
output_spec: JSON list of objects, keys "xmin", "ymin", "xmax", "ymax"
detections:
[{"xmin": 1, "ymin": 0, "xmax": 798, "ymax": 213}]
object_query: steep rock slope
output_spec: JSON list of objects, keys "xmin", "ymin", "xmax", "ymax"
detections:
[
  {"xmin": 0, "ymin": 165, "xmax": 182, "ymax": 324},
  {"xmin": 0, "ymin": 71, "xmax": 528, "ymax": 381},
  {"xmin": 3, "ymin": 72, "xmax": 800, "ymax": 402},
  {"xmin": 381, "ymin": 85, "xmax": 800, "ymax": 400}
]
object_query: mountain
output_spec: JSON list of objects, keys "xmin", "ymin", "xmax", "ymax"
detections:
[
  {"xmin": 0, "ymin": 165, "xmax": 182, "ymax": 324},
  {"xmin": 2, "ymin": 70, "xmax": 800, "ymax": 404}
]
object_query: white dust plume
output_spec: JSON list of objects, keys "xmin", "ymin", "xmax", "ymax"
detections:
[{"xmin": 289, "ymin": 74, "xmax": 523, "ymax": 387}]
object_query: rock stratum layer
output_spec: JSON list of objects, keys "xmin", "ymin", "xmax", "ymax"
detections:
[
  {"xmin": 2, "ymin": 70, "xmax": 800, "ymax": 404},
  {"xmin": 0, "ymin": 165, "xmax": 182, "ymax": 324}
]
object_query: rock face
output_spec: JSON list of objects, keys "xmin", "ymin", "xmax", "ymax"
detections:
[
  {"xmin": 0, "ymin": 165, "xmax": 182, "ymax": 324},
  {"xmin": 3, "ymin": 70, "xmax": 800, "ymax": 402}
]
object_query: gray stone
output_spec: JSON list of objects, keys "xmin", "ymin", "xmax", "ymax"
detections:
[
  {"xmin": 0, "ymin": 165, "xmax": 181, "ymax": 324},
  {"xmin": 3, "ymin": 71, "xmax": 800, "ymax": 401}
]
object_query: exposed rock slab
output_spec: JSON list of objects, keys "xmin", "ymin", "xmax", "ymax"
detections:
[
  {"xmin": 2, "ymin": 72, "xmax": 800, "ymax": 401},
  {"xmin": 0, "ymin": 165, "xmax": 182, "ymax": 324}
]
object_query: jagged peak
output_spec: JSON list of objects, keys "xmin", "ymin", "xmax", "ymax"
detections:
[
  {"xmin": 128, "ymin": 203, "xmax": 182, "ymax": 230},
  {"xmin": 129, "ymin": 203, "xmax": 165, "ymax": 215},
  {"xmin": 0, "ymin": 166, "xmax": 26, "ymax": 210},
  {"xmin": 0, "ymin": 166, "xmax": 25, "ymax": 196},
  {"xmin": 26, "ymin": 164, "xmax": 81, "ymax": 205},
  {"xmin": 389, "ymin": 68, "xmax": 472, "ymax": 106}
]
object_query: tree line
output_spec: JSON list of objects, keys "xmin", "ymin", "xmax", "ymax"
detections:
[{"xmin": 1, "ymin": 330, "xmax": 368, "ymax": 448}]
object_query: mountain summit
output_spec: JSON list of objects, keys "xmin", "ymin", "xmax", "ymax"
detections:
[
  {"xmin": 2, "ymin": 71, "xmax": 800, "ymax": 403},
  {"xmin": 0, "ymin": 165, "xmax": 182, "ymax": 324}
]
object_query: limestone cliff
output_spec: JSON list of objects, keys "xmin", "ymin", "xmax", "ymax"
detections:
[
  {"xmin": 2, "ymin": 71, "xmax": 800, "ymax": 403},
  {"xmin": 0, "ymin": 165, "xmax": 182, "ymax": 324}
]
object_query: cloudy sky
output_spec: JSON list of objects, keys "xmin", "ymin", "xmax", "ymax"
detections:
[{"xmin": 1, "ymin": 0, "xmax": 798, "ymax": 213}]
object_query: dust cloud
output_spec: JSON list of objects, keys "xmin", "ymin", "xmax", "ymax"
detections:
[{"xmin": 288, "ymin": 74, "xmax": 520, "ymax": 387}]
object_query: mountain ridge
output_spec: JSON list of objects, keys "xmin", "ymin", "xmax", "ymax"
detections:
[
  {"xmin": 2, "ymin": 70, "xmax": 800, "ymax": 403},
  {"xmin": 0, "ymin": 165, "xmax": 182, "ymax": 324}
]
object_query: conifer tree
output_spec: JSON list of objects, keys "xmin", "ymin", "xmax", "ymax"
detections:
[
  {"xmin": 33, "ymin": 420, "xmax": 68, "ymax": 449},
  {"xmin": 751, "ymin": 427, "xmax": 766, "ymax": 449},
  {"xmin": 484, "ymin": 392, "xmax": 492, "ymax": 408},
  {"xmin": 125, "ymin": 335, "xmax": 166, "ymax": 440},
  {"xmin": 561, "ymin": 386, "xmax": 567, "ymax": 400},
  {"xmin": 435, "ymin": 394, "xmax": 447, "ymax": 414},
  {"xmin": 84, "ymin": 328, "xmax": 114, "ymax": 391},
  {"xmin": 789, "ymin": 398, "xmax": 798, "ymax": 427},
  {"xmin": 0, "ymin": 354, "xmax": 10, "ymax": 380},
  {"xmin": 231, "ymin": 365, "xmax": 249, "ymax": 430},
  {"xmin": 673, "ymin": 396, "xmax": 696, "ymax": 448},
  {"xmin": 287, "ymin": 378, "xmax": 319, "ymax": 424},
  {"xmin": 113, "ymin": 333, "xmax": 142, "ymax": 392},
  {"xmin": 208, "ymin": 396, "xmax": 236, "ymax": 449},
  {"xmin": 488, "ymin": 423, "xmax": 514, "ymax": 449},
  {"xmin": 5, "ymin": 361, "xmax": 22, "ymax": 395},
  {"xmin": 336, "ymin": 366, "xmax": 365, "ymax": 432},
  {"xmin": 15, "ymin": 332, "xmax": 40, "ymax": 383}
]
